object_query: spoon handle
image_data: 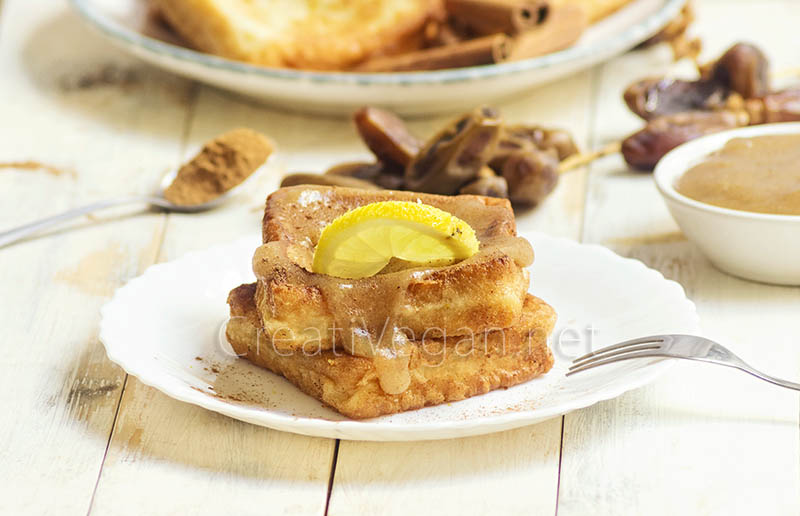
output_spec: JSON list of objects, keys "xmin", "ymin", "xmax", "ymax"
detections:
[{"xmin": 0, "ymin": 196, "xmax": 156, "ymax": 248}]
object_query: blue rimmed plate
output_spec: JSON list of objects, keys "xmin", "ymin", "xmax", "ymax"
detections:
[{"xmin": 70, "ymin": 0, "xmax": 685, "ymax": 115}]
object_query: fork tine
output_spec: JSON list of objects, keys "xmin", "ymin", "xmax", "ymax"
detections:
[
  {"xmin": 571, "ymin": 335, "xmax": 666, "ymax": 363},
  {"xmin": 566, "ymin": 350, "xmax": 667, "ymax": 376},
  {"xmin": 569, "ymin": 343, "xmax": 663, "ymax": 370}
]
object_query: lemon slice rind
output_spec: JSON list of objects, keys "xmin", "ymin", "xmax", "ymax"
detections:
[{"xmin": 312, "ymin": 201, "xmax": 479, "ymax": 279}]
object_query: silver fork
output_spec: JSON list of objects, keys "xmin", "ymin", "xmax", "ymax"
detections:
[{"xmin": 567, "ymin": 334, "xmax": 800, "ymax": 391}]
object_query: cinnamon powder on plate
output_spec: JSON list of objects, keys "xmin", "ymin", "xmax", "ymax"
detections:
[{"xmin": 163, "ymin": 128, "xmax": 272, "ymax": 206}]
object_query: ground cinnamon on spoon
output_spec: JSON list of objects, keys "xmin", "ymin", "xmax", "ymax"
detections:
[{"xmin": 163, "ymin": 128, "xmax": 272, "ymax": 206}]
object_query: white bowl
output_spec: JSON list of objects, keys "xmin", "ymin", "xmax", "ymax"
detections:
[{"xmin": 654, "ymin": 123, "xmax": 800, "ymax": 286}]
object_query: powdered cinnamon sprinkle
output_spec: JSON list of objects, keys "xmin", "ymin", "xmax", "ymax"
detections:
[
  {"xmin": 163, "ymin": 128, "xmax": 272, "ymax": 206},
  {"xmin": 0, "ymin": 161, "xmax": 75, "ymax": 177}
]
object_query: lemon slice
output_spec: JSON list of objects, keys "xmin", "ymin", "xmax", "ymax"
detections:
[{"xmin": 312, "ymin": 201, "xmax": 479, "ymax": 279}]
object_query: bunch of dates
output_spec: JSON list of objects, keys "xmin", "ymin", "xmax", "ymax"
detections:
[
  {"xmin": 281, "ymin": 106, "xmax": 577, "ymax": 207},
  {"xmin": 622, "ymin": 42, "xmax": 800, "ymax": 170}
]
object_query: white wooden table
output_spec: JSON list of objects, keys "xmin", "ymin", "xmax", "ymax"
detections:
[{"xmin": 1, "ymin": 1, "xmax": 799, "ymax": 514}]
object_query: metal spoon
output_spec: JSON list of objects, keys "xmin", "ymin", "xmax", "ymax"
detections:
[{"xmin": 0, "ymin": 167, "xmax": 259, "ymax": 248}]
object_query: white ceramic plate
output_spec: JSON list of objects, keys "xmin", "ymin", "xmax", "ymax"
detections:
[
  {"xmin": 99, "ymin": 231, "xmax": 699, "ymax": 441},
  {"xmin": 70, "ymin": 0, "xmax": 685, "ymax": 115}
]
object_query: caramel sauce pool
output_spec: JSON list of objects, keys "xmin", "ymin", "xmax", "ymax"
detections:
[{"xmin": 676, "ymin": 134, "xmax": 800, "ymax": 216}]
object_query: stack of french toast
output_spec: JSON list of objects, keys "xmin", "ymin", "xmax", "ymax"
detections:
[{"xmin": 226, "ymin": 185, "xmax": 556, "ymax": 419}]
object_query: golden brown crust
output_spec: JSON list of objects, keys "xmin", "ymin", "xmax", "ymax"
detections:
[
  {"xmin": 261, "ymin": 185, "xmax": 517, "ymax": 244},
  {"xmin": 252, "ymin": 186, "xmax": 533, "ymax": 352},
  {"xmin": 227, "ymin": 283, "xmax": 555, "ymax": 419},
  {"xmin": 152, "ymin": 0, "xmax": 439, "ymax": 70},
  {"xmin": 553, "ymin": 0, "xmax": 636, "ymax": 23},
  {"xmin": 253, "ymin": 249, "xmax": 530, "ymax": 351}
]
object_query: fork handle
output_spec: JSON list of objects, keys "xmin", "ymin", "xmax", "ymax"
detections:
[
  {"xmin": 734, "ymin": 365, "xmax": 800, "ymax": 391},
  {"xmin": 0, "ymin": 196, "xmax": 154, "ymax": 248}
]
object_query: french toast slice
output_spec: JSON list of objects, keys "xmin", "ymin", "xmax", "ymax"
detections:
[
  {"xmin": 252, "ymin": 186, "xmax": 534, "ymax": 353},
  {"xmin": 152, "ymin": 0, "xmax": 438, "ymax": 70},
  {"xmin": 227, "ymin": 283, "xmax": 555, "ymax": 419},
  {"xmin": 553, "ymin": 0, "xmax": 636, "ymax": 22}
]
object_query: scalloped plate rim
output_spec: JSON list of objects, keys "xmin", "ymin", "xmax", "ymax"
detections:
[{"xmin": 99, "ymin": 231, "xmax": 699, "ymax": 441}]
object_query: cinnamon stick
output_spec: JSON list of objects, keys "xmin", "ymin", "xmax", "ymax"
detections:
[
  {"xmin": 445, "ymin": 0, "xmax": 550, "ymax": 36},
  {"xmin": 424, "ymin": 21, "xmax": 465, "ymax": 48},
  {"xmin": 508, "ymin": 4, "xmax": 587, "ymax": 61},
  {"xmin": 355, "ymin": 33, "xmax": 511, "ymax": 72}
]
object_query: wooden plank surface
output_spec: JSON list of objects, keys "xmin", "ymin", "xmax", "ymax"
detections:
[
  {"xmin": 327, "ymin": 73, "xmax": 595, "ymax": 516},
  {"xmin": 0, "ymin": 2, "xmax": 335, "ymax": 515},
  {"xmin": 557, "ymin": 1, "xmax": 800, "ymax": 514},
  {"xmin": 88, "ymin": 73, "xmax": 337, "ymax": 516},
  {"xmin": 0, "ymin": 1, "xmax": 191, "ymax": 514}
]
